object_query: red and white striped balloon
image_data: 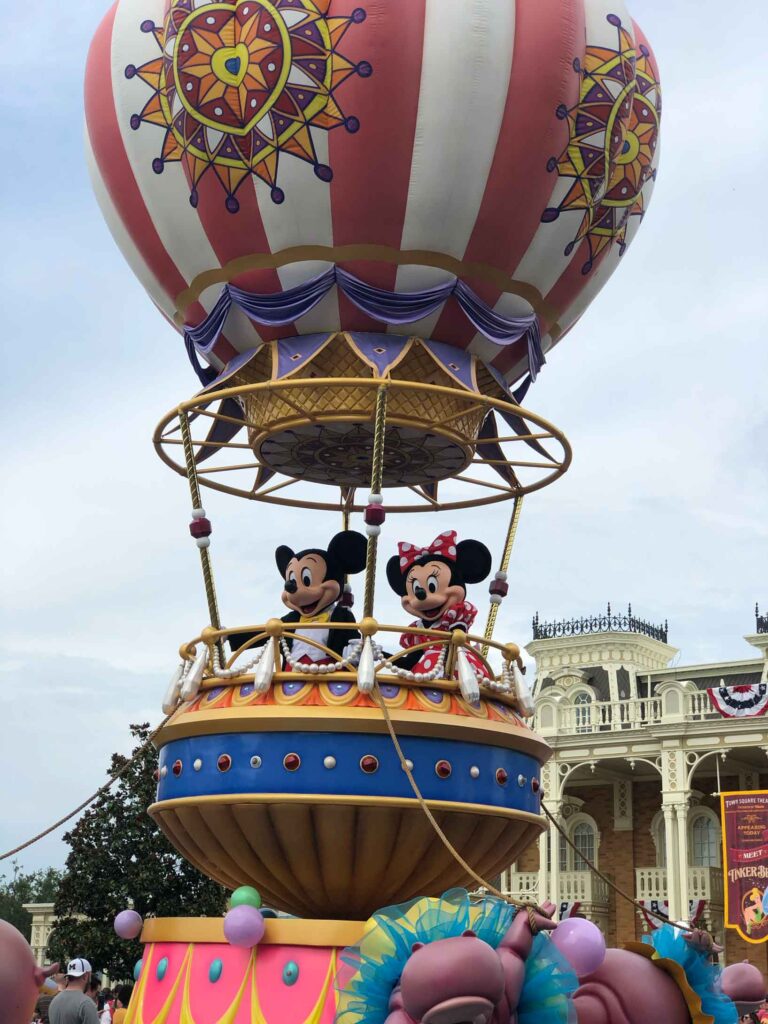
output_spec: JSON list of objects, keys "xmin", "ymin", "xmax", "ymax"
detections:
[{"xmin": 85, "ymin": 0, "xmax": 660, "ymax": 385}]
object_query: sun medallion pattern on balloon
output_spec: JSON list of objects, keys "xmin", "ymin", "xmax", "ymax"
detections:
[
  {"xmin": 542, "ymin": 13, "xmax": 661, "ymax": 274},
  {"xmin": 126, "ymin": 0, "xmax": 369, "ymax": 210}
]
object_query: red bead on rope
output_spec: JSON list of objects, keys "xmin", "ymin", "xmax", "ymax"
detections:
[
  {"xmin": 489, "ymin": 579, "xmax": 509, "ymax": 598},
  {"xmin": 189, "ymin": 518, "xmax": 212, "ymax": 539},
  {"xmin": 364, "ymin": 504, "xmax": 385, "ymax": 526}
]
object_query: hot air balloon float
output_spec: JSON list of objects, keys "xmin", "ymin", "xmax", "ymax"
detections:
[{"xmin": 80, "ymin": 1, "xmax": 746, "ymax": 1021}]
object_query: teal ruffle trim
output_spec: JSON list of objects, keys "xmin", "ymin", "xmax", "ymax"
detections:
[
  {"xmin": 336, "ymin": 888, "xmax": 577, "ymax": 1024},
  {"xmin": 519, "ymin": 931, "xmax": 578, "ymax": 1024},
  {"xmin": 644, "ymin": 926, "xmax": 737, "ymax": 1024}
]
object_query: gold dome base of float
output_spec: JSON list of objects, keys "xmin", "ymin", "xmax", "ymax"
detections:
[
  {"xmin": 153, "ymin": 336, "xmax": 571, "ymax": 512},
  {"xmin": 150, "ymin": 797, "xmax": 543, "ymax": 920}
]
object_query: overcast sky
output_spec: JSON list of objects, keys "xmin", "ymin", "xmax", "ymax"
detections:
[{"xmin": 1, "ymin": 0, "xmax": 766, "ymax": 874}]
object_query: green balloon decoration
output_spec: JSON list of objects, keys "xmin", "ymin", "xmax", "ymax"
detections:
[{"xmin": 229, "ymin": 885, "xmax": 262, "ymax": 910}]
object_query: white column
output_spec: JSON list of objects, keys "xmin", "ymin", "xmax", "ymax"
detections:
[
  {"xmin": 549, "ymin": 800, "xmax": 562, "ymax": 915},
  {"xmin": 607, "ymin": 665, "xmax": 620, "ymax": 703},
  {"xmin": 663, "ymin": 803, "xmax": 681, "ymax": 921},
  {"xmin": 675, "ymin": 802, "xmax": 690, "ymax": 922},
  {"xmin": 629, "ymin": 666, "xmax": 639, "ymax": 700},
  {"xmin": 539, "ymin": 828, "xmax": 549, "ymax": 905}
]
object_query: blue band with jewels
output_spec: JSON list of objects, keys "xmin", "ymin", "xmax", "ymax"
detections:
[{"xmin": 156, "ymin": 732, "xmax": 542, "ymax": 814}]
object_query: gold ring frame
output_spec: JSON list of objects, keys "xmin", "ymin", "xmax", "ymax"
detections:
[{"xmin": 154, "ymin": 378, "xmax": 571, "ymax": 513}]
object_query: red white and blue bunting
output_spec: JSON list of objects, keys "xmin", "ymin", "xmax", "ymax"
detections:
[
  {"xmin": 707, "ymin": 683, "xmax": 768, "ymax": 719},
  {"xmin": 558, "ymin": 901, "xmax": 582, "ymax": 921},
  {"xmin": 639, "ymin": 900, "xmax": 707, "ymax": 931}
]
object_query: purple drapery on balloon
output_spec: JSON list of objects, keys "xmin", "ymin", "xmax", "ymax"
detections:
[{"xmin": 184, "ymin": 266, "xmax": 545, "ymax": 384}]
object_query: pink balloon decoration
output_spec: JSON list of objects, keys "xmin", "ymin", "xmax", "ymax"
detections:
[
  {"xmin": 223, "ymin": 905, "xmax": 266, "ymax": 948},
  {"xmin": 551, "ymin": 918, "xmax": 606, "ymax": 977},
  {"xmin": 114, "ymin": 910, "xmax": 143, "ymax": 940},
  {"xmin": 0, "ymin": 920, "xmax": 59, "ymax": 1024}
]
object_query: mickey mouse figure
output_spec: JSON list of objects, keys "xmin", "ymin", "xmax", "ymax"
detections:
[
  {"xmin": 230, "ymin": 531, "xmax": 367, "ymax": 668},
  {"xmin": 386, "ymin": 530, "xmax": 493, "ymax": 678}
]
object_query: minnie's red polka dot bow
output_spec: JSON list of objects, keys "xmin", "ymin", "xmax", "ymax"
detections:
[{"xmin": 397, "ymin": 531, "xmax": 458, "ymax": 572}]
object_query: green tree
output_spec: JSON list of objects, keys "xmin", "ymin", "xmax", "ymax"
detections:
[
  {"xmin": 47, "ymin": 724, "xmax": 227, "ymax": 981},
  {"xmin": 0, "ymin": 863, "xmax": 63, "ymax": 940}
]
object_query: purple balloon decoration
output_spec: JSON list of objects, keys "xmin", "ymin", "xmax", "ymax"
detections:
[
  {"xmin": 550, "ymin": 917, "xmax": 606, "ymax": 977},
  {"xmin": 114, "ymin": 909, "xmax": 143, "ymax": 940},
  {"xmin": 223, "ymin": 905, "xmax": 266, "ymax": 948}
]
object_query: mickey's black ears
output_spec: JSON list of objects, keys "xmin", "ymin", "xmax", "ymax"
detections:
[
  {"xmin": 386, "ymin": 555, "xmax": 408, "ymax": 596},
  {"xmin": 275, "ymin": 545, "xmax": 295, "ymax": 577},
  {"xmin": 455, "ymin": 539, "xmax": 493, "ymax": 584},
  {"xmin": 327, "ymin": 530, "xmax": 368, "ymax": 575}
]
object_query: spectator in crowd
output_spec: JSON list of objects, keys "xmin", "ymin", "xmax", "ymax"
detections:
[
  {"xmin": 34, "ymin": 972, "xmax": 67, "ymax": 1023},
  {"xmin": 49, "ymin": 958, "xmax": 99, "ymax": 1024},
  {"xmin": 86, "ymin": 975, "xmax": 101, "ymax": 1005},
  {"xmin": 111, "ymin": 985, "xmax": 133, "ymax": 1024},
  {"xmin": 99, "ymin": 987, "xmax": 114, "ymax": 1024}
]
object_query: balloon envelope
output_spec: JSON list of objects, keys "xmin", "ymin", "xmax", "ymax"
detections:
[{"xmin": 85, "ymin": 0, "xmax": 660, "ymax": 387}]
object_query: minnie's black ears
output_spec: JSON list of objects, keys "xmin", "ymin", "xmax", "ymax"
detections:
[
  {"xmin": 327, "ymin": 530, "xmax": 368, "ymax": 575},
  {"xmin": 386, "ymin": 555, "xmax": 408, "ymax": 596},
  {"xmin": 275, "ymin": 545, "xmax": 295, "ymax": 576},
  {"xmin": 456, "ymin": 539, "xmax": 493, "ymax": 584}
]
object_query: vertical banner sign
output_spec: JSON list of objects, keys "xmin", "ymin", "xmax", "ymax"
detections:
[{"xmin": 721, "ymin": 790, "xmax": 768, "ymax": 943}]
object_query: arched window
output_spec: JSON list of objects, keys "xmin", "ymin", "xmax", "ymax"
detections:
[
  {"xmin": 573, "ymin": 821, "xmax": 596, "ymax": 870},
  {"xmin": 557, "ymin": 814, "xmax": 598, "ymax": 872},
  {"xmin": 574, "ymin": 691, "xmax": 593, "ymax": 733},
  {"xmin": 539, "ymin": 703, "xmax": 555, "ymax": 730},
  {"xmin": 691, "ymin": 813, "xmax": 719, "ymax": 867}
]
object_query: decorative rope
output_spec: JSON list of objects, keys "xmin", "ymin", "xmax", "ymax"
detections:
[
  {"xmin": 481, "ymin": 494, "xmax": 524, "ymax": 659},
  {"xmin": 178, "ymin": 408, "xmax": 224, "ymax": 649},
  {"xmin": 0, "ymin": 716, "xmax": 171, "ymax": 862},
  {"xmin": 363, "ymin": 385, "xmax": 389, "ymax": 618},
  {"xmin": 372, "ymin": 683, "xmax": 542, "ymax": 914}
]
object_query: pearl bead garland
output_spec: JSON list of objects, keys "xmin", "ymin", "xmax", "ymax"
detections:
[
  {"xmin": 167, "ymin": 631, "xmax": 531, "ymax": 716},
  {"xmin": 210, "ymin": 644, "xmax": 268, "ymax": 679},
  {"xmin": 388, "ymin": 647, "xmax": 447, "ymax": 682}
]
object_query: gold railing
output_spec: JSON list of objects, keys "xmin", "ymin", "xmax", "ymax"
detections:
[
  {"xmin": 169, "ymin": 617, "xmax": 531, "ymax": 715},
  {"xmin": 154, "ymin": 377, "xmax": 572, "ymax": 513}
]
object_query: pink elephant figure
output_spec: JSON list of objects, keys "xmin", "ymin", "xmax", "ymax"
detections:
[
  {"xmin": 387, "ymin": 902, "xmax": 558, "ymax": 1024},
  {"xmin": 572, "ymin": 934, "xmax": 761, "ymax": 1024},
  {"xmin": 0, "ymin": 918, "xmax": 59, "ymax": 1024},
  {"xmin": 720, "ymin": 960, "xmax": 766, "ymax": 1016},
  {"xmin": 571, "ymin": 948, "xmax": 692, "ymax": 1024}
]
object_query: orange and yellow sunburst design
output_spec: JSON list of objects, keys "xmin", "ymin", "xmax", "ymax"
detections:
[
  {"xmin": 126, "ymin": 0, "xmax": 369, "ymax": 210},
  {"xmin": 542, "ymin": 12, "xmax": 661, "ymax": 273}
]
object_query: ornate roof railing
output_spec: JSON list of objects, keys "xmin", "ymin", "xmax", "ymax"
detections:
[
  {"xmin": 531, "ymin": 603, "xmax": 669, "ymax": 644},
  {"xmin": 757, "ymin": 603, "xmax": 767, "ymax": 634}
]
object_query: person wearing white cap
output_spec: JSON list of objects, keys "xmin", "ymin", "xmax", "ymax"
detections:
[{"xmin": 49, "ymin": 958, "xmax": 100, "ymax": 1024}]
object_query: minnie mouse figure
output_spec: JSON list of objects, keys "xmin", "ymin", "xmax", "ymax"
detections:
[
  {"xmin": 230, "ymin": 531, "xmax": 367, "ymax": 667},
  {"xmin": 386, "ymin": 530, "xmax": 493, "ymax": 678}
]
